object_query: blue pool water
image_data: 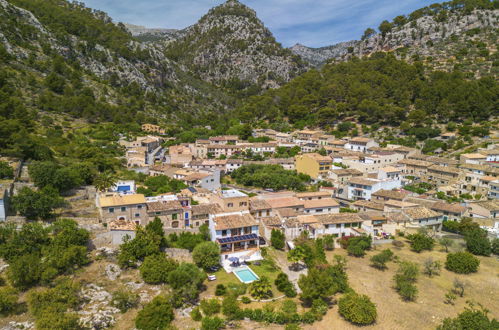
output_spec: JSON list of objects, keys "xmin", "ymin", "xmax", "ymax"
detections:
[{"xmin": 234, "ymin": 267, "xmax": 259, "ymax": 283}]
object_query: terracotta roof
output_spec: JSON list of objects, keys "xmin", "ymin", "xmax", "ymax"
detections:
[
  {"xmin": 298, "ymin": 153, "xmax": 332, "ymax": 162},
  {"xmin": 100, "ymin": 194, "xmax": 146, "ymax": 207},
  {"xmin": 297, "ymin": 215, "xmax": 319, "ymax": 224},
  {"xmin": 384, "ymin": 200, "xmax": 419, "ymax": 209},
  {"xmin": 304, "ymin": 198, "xmax": 340, "ymax": 209},
  {"xmin": 461, "ymin": 153, "xmax": 487, "ymax": 159},
  {"xmin": 331, "ymin": 168, "xmax": 363, "ymax": 176},
  {"xmin": 183, "ymin": 172, "xmax": 211, "ymax": 181},
  {"xmin": 147, "ymin": 200, "xmax": 182, "ymax": 212},
  {"xmin": 398, "ymin": 159, "xmax": 432, "ymax": 167},
  {"xmin": 403, "ymin": 207, "xmax": 441, "ymax": 220},
  {"xmin": 261, "ymin": 216, "xmax": 282, "ymax": 227},
  {"xmin": 249, "ymin": 199, "xmax": 272, "ymax": 211},
  {"xmin": 428, "ymin": 165, "xmax": 461, "ymax": 175},
  {"xmin": 352, "ymin": 200, "xmax": 385, "ymax": 211},
  {"xmin": 214, "ymin": 213, "xmax": 258, "ymax": 230},
  {"xmin": 277, "ymin": 208, "xmax": 298, "ymax": 218},
  {"xmin": 316, "ymin": 213, "xmax": 363, "ymax": 224},
  {"xmin": 472, "ymin": 200, "xmax": 499, "ymax": 212},
  {"xmin": 372, "ymin": 189, "xmax": 409, "ymax": 201},
  {"xmin": 480, "ymin": 149, "xmax": 499, "ymax": 155},
  {"xmin": 380, "ymin": 166, "xmax": 402, "ymax": 173},
  {"xmin": 350, "ymin": 137, "xmax": 371, "ymax": 144},
  {"xmin": 349, "ymin": 177, "xmax": 377, "ymax": 186},
  {"xmin": 296, "ymin": 191, "xmax": 331, "ymax": 199},
  {"xmin": 266, "ymin": 197, "xmax": 304, "ymax": 209},
  {"xmin": 191, "ymin": 203, "xmax": 223, "ymax": 215},
  {"xmin": 431, "ymin": 202, "xmax": 466, "ymax": 214}
]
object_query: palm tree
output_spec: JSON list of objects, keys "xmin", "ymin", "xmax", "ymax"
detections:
[{"xmin": 94, "ymin": 171, "xmax": 116, "ymax": 192}]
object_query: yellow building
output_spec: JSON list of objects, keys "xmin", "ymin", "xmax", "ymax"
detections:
[{"xmin": 295, "ymin": 153, "xmax": 332, "ymax": 180}]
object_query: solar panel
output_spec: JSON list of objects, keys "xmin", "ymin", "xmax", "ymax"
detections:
[{"xmin": 217, "ymin": 234, "xmax": 258, "ymax": 244}]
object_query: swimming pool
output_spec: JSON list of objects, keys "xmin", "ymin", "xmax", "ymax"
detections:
[{"xmin": 233, "ymin": 267, "xmax": 259, "ymax": 284}]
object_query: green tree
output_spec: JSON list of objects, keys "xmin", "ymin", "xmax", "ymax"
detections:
[
  {"xmin": 445, "ymin": 252, "xmax": 480, "ymax": 274},
  {"xmin": 135, "ymin": 295, "xmax": 174, "ymax": 330},
  {"xmin": 378, "ymin": 20, "xmax": 393, "ymax": 37},
  {"xmin": 338, "ymin": 291, "xmax": 377, "ymax": 325},
  {"xmin": 437, "ymin": 302, "xmax": 499, "ymax": 330},
  {"xmin": 465, "ymin": 229, "xmax": 491, "ymax": 256},
  {"xmin": 407, "ymin": 233, "xmax": 434, "ymax": 253},
  {"xmin": 0, "ymin": 161, "xmax": 13, "ymax": 179},
  {"xmin": 12, "ymin": 186, "xmax": 64, "ymax": 220},
  {"xmin": 249, "ymin": 276, "xmax": 273, "ymax": 300},
  {"xmin": 287, "ymin": 245, "xmax": 306, "ymax": 270},
  {"xmin": 394, "ymin": 261, "xmax": 419, "ymax": 301},
  {"xmin": 140, "ymin": 254, "xmax": 177, "ymax": 284},
  {"xmin": 298, "ymin": 265, "xmax": 348, "ymax": 304},
  {"xmin": 7, "ymin": 253, "xmax": 42, "ymax": 290},
  {"xmin": 200, "ymin": 298, "xmax": 221, "ymax": 316},
  {"xmin": 192, "ymin": 241, "xmax": 220, "ymax": 271},
  {"xmin": 439, "ymin": 237, "xmax": 453, "ymax": 252},
  {"xmin": 370, "ymin": 249, "xmax": 394, "ymax": 270},
  {"xmin": 271, "ymin": 229, "xmax": 285, "ymax": 250},
  {"xmin": 361, "ymin": 27, "xmax": 376, "ymax": 40},
  {"xmin": 423, "ymin": 257, "xmax": 441, "ymax": 277}
]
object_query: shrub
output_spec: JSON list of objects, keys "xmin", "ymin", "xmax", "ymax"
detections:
[
  {"xmin": 407, "ymin": 233, "xmax": 434, "ymax": 252},
  {"xmin": 201, "ymin": 316, "xmax": 225, "ymax": 330},
  {"xmin": 241, "ymin": 296, "xmax": 251, "ymax": 304},
  {"xmin": 311, "ymin": 298, "xmax": 328, "ymax": 316},
  {"xmin": 215, "ymin": 284, "xmax": 226, "ymax": 296},
  {"xmin": 423, "ymin": 257, "xmax": 441, "ymax": 277},
  {"xmin": 370, "ymin": 249, "xmax": 394, "ymax": 270},
  {"xmin": 193, "ymin": 241, "xmax": 221, "ymax": 270},
  {"xmin": 492, "ymin": 238, "xmax": 499, "ymax": 255},
  {"xmin": 392, "ymin": 240, "xmax": 404, "ymax": 248},
  {"xmin": 222, "ymin": 295, "xmax": 241, "ymax": 320},
  {"xmin": 0, "ymin": 287, "xmax": 18, "ymax": 315},
  {"xmin": 281, "ymin": 299, "xmax": 297, "ymax": 314},
  {"xmin": 275, "ymin": 272, "xmax": 297, "ymax": 297},
  {"xmin": 323, "ymin": 234, "xmax": 335, "ymax": 250},
  {"xmin": 135, "ymin": 295, "xmax": 174, "ymax": 330},
  {"xmin": 465, "ymin": 229, "xmax": 491, "ymax": 256},
  {"xmin": 445, "ymin": 252, "xmax": 480, "ymax": 274},
  {"xmin": 338, "ymin": 292, "xmax": 377, "ymax": 325},
  {"xmin": 139, "ymin": 254, "xmax": 177, "ymax": 284},
  {"xmin": 191, "ymin": 306, "xmax": 202, "ymax": 321},
  {"xmin": 111, "ymin": 289, "xmax": 139, "ymax": 313},
  {"xmin": 200, "ymin": 299, "xmax": 221, "ymax": 316}
]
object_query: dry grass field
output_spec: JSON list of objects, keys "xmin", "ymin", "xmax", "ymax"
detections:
[{"xmin": 308, "ymin": 240, "xmax": 499, "ymax": 330}]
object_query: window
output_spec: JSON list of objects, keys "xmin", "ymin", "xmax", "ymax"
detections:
[
  {"xmin": 336, "ymin": 224, "xmax": 341, "ymax": 228},
  {"xmin": 172, "ymin": 213, "xmax": 178, "ymax": 220},
  {"xmin": 155, "ymin": 212, "xmax": 161, "ymax": 215},
  {"xmin": 108, "ymin": 208, "xmax": 114, "ymax": 213},
  {"xmin": 228, "ymin": 203, "xmax": 233, "ymax": 208},
  {"xmin": 121, "ymin": 207, "xmax": 126, "ymax": 212},
  {"xmin": 345, "ymin": 223, "xmax": 351, "ymax": 228},
  {"xmin": 135, "ymin": 213, "xmax": 140, "ymax": 218},
  {"xmin": 137, "ymin": 205, "xmax": 143, "ymax": 209},
  {"xmin": 222, "ymin": 230, "xmax": 227, "ymax": 236}
]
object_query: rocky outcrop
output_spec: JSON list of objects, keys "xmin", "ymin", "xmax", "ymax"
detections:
[
  {"xmin": 290, "ymin": 41, "xmax": 358, "ymax": 66},
  {"xmin": 292, "ymin": 9, "xmax": 498, "ymax": 76},
  {"xmin": 78, "ymin": 284, "xmax": 120, "ymax": 329}
]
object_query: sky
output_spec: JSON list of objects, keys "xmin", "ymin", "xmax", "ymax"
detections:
[{"xmin": 81, "ymin": 0, "xmax": 436, "ymax": 48}]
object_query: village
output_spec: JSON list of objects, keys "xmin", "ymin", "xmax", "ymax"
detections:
[{"xmin": 0, "ymin": 123, "xmax": 498, "ymax": 329}]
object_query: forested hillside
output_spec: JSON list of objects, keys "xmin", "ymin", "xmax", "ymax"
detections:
[{"xmin": 237, "ymin": 53, "xmax": 498, "ymax": 127}]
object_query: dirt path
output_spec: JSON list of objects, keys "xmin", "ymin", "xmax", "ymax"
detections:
[{"xmin": 269, "ymin": 249, "xmax": 307, "ymax": 293}]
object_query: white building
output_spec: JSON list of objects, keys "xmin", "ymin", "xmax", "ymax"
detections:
[{"xmin": 347, "ymin": 177, "xmax": 401, "ymax": 201}]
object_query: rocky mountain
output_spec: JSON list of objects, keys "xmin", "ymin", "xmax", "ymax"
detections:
[
  {"xmin": 124, "ymin": 23, "xmax": 186, "ymax": 42},
  {"xmin": 289, "ymin": 41, "xmax": 358, "ymax": 67},
  {"xmin": 291, "ymin": 6, "xmax": 498, "ymax": 77},
  {"xmin": 0, "ymin": 0, "xmax": 235, "ymax": 123},
  {"xmin": 162, "ymin": 0, "xmax": 308, "ymax": 95}
]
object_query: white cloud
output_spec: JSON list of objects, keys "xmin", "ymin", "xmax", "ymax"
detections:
[{"xmin": 82, "ymin": 0, "xmax": 435, "ymax": 47}]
